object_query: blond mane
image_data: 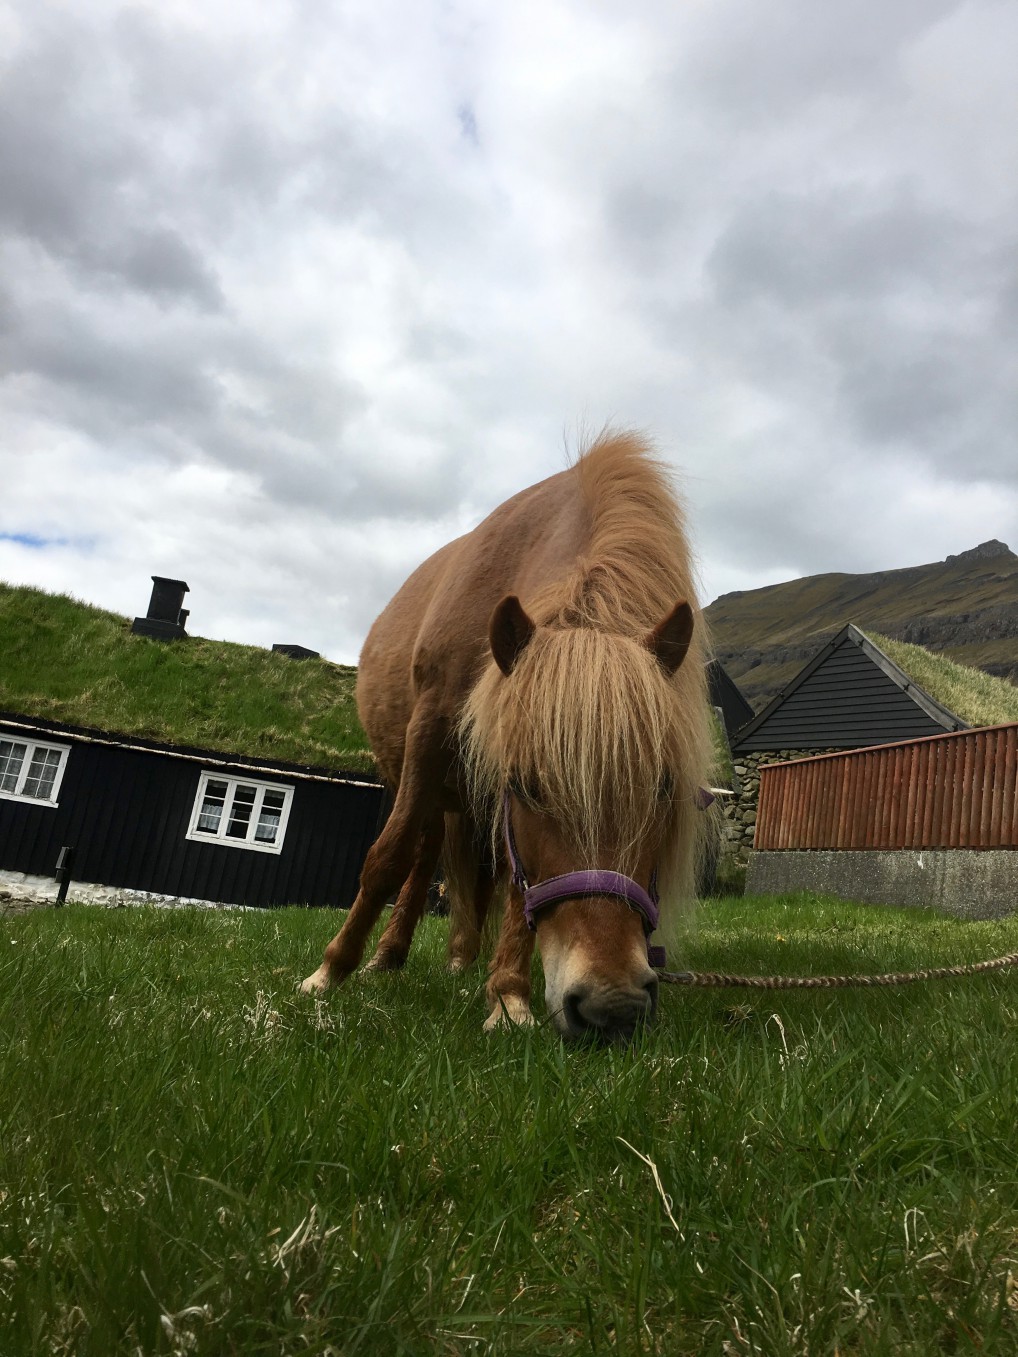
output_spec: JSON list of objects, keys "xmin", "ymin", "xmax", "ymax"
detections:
[{"xmin": 458, "ymin": 432, "xmax": 715, "ymax": 923}]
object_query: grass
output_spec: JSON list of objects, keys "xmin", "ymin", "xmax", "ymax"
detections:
[
  {"xmin": 3, "ymin": 896, "xmax": 1018, "ymax": 1354},
  {"xmin": 871, "ymin": 632, "xmax": 1018, "ymax": 730},
  {"xmin": 0, "ymin": 583, "xmax": 372, "ymax": 772}
]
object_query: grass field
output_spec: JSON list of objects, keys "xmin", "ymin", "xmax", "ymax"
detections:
[{"xmin": 3, "ymin": 896, "xmax": 1018, "ymax": 1355}]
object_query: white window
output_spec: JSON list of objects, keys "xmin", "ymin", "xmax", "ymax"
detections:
[
  {"xmin": 0, "ymin": 737, "xmax": 70, "ymax": 806},
  {"xmin": 186, "ymin": 773, "xmax": 293, "ymax": 854}
]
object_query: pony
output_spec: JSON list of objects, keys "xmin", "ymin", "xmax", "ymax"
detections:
[{"xmin": 301, "ymin": 431, "xmax": 714, "ymax": 1040}]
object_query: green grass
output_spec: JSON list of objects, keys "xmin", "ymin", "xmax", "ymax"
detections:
[
  {"xmin": 3, "ymin": 897, "xmax": 1018, "ymax": 1355},
  {"xmin": 0, "ymin": 583, "xmax": 372, "ymax": 772},
  {"xmin": 871, "ymin": 632, "xmax": 1018, "ymax": 730}
]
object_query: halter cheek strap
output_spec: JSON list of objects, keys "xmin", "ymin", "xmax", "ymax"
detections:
[{"xmin": 502, "ymin": 790, "xmax": 667, "ymax": 968}]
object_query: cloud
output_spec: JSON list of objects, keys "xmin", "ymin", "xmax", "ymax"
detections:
[{"xmin": 0, "ymin": 0, "xmax": 1015, "ymax": 663}]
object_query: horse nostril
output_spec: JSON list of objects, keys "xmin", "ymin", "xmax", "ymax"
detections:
[
  {"xmin": 563, "ymin": 986, "xmax": 592, "ymax": 1035},
  {"xmin": 560, "ymin": 981, "xmax": 657, "ymax": 1041}
]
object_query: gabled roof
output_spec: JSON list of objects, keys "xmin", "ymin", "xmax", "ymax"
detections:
[
  {"xmin": 732, "ymin": 623, "xmax": 966, "ymax": 753},
  {"xmin": 706, "ymin": 659, "xmax": 755, "ymax": 739}
]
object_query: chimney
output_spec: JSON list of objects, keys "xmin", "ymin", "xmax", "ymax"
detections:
[
  {"xmin": 132, "ymin": 576, "xmax": 190, "ymax": 640},
  {"xmin": 272, "ymin": 643, "xmax": 320, "ymax": 660}
]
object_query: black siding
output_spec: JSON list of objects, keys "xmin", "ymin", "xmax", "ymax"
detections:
[
  {"xmin": 0, "ymin": 725, "xmax": 384, "ymax": 907},
  {"xmin": 734, "ymin": 637, "xmax": 955, "ymax": 752},
  {"xmin": 706, "ymin": 660, "xmax": 756, "ymax": 739}
]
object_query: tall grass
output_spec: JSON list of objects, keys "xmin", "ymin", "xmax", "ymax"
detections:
[
  {"xmin": 0, "ymin": 584, "xmax": 372, "ymax": 771},
  {"xmin": 2, "ymin": 896, "xmax": 1018, "ymax": 1354},
  {"xmin": 871, "ymin": 631, "xmax": 1018, "ymax": 729}
]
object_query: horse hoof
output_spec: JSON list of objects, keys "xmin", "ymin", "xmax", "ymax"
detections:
[
  {"xmin": 483, "ymin": 996, "xmax": 535, "ymax": 1031},
  {"xmin": 363, "ymin": 951, "xmax": 406, "ymax": 973},
  {"xmin": 447, "ymin": 955, "xmax": 475, "ymax": 975},
  {"xmin": 299, "ymin": 965, "xmax": 335, "ymax": 994}
]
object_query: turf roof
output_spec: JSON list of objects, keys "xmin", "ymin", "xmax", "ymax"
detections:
[{"xmin": 0, "ymin": 582, "xmax": 374, "ymax": 773}]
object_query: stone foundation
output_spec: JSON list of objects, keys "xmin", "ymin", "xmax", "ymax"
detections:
[{"xmin": 0, "ymin": 869, "xmax": 229, "ymax": 913}]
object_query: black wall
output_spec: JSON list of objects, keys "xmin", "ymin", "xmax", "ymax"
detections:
[
  {"xmin": 706, "ymin": 660, "xmax": 755, "ymax": 739},
  {"xmin": 0, "ymin": 725, "xmax": 384, "ymax": 908}
]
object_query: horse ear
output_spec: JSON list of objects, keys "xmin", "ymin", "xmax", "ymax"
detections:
[
  {"xmin": 644, "ymin": 600, "xmax": 694, "ymax": 675},
  {"xmin": 490, "ymin": 595, "xmax": 536, "ymax": 676}
]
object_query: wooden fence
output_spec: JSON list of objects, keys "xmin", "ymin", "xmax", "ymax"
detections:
[{"xmin": 755, "ymin": 724, "xmax": 1018, "ymax": 852}]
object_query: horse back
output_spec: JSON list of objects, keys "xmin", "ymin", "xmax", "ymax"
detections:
[{"xmin": 356, "ymin": 466, "xmax": 586, "ymax": 786}]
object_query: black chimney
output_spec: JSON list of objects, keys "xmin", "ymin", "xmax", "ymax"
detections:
[
  {"xmin": 272, "ymin": 643, "xmax": 320, "ymax": 660},
  {"xmin": 132, "ymin": 576, "xmax": 190, "ymax": 640}
]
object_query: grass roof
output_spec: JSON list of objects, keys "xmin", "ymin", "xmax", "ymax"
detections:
[
  {"xmin": 0, "ymin": 583, "xmax": 374, "ymax": 773},
  {"xmin": 868, "ymin": 631, "xmax": 1018, "ymax": 730}
]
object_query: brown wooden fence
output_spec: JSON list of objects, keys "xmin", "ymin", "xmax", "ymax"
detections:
[{"xmin": 755, "ymin": 724, "xmax": 1018, "ymax": 851}]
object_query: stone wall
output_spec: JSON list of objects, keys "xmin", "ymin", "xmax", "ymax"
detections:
[{"xmin": 720, "ymin": 748, "xmax": 840, "ymax": 863}]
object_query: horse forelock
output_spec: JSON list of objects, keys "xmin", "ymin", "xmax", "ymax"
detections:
[{"xmin": 458, "ymin": 432, "xmax": 714, "ymax": 916}]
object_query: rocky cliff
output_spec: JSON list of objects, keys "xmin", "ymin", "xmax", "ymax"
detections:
[{"xmin": 705, "ymin": 540, "xmax": 1018, "ymax": 713}]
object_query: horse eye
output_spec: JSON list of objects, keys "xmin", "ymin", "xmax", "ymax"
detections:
[{"xmin": 509, "ymin": 776, "xmax": 541, "ymax": 808}]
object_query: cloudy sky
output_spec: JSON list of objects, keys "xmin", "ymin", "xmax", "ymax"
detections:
[{"xmin": 2, "ymin": 0, "xmax": 1016, "ymax": 662}]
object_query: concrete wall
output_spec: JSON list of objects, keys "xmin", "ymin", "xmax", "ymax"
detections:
[{"xmin": 746, "ymin": 850, "xmax": 1018, "ymax": 920}]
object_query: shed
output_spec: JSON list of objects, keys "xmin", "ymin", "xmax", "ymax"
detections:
[
  {"xmin": 0, "ymin": 710, "xmax": 384, "ymax": 908},
  {"xmin": 732, "ymin": 624, "xmax": 966, "ymax": 754}
]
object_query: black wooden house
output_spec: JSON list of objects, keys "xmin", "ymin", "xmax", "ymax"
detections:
[
  {"xmin": 0, "ymin": 710, "xmax": 384, "ymax": 908},
  {"xmin": 732, "ymin": 624, "xmax": 966, "ymax": 754}
]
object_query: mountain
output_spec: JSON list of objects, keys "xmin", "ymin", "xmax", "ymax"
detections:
[{"xmin": 705, "ymin": 540, "xmax": 1018, "ymax": 713}]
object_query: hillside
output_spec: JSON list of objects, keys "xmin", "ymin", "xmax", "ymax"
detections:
[
  {"xmin": 0, "ymin": 583, "xmax": 374, "ymax": 773},
  {"xmin": 706, "ymin": 540, "xmax": 1018, "ymax": 712}
]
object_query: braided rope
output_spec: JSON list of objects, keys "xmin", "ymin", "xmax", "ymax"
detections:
[{"xmin": 657, "ymin": 951, "xmax": 1018, "ymax": 990}]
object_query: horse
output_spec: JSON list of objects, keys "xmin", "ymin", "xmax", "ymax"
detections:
[{"xmin": 301, "ymin": 431, "xmax": 714, "ymax": 1040}]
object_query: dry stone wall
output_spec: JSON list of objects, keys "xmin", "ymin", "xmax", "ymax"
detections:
[{"xmin": 720, "ymin": 749, "xmax": 841, "ymax": 861}]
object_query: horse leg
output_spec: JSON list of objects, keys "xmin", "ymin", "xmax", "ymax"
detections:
[
  {"xmin": 447, "ymin": 868, "xmax": 497, "ymax": 973},
  {"xmin": 483, "ymin": 884, "xmax": 536, "ymax": 1030},
  {"xmin": 442, "ymin": 810, "xmax": 498, "ymax": 973},
  {"xmin": 364, "ymin": 816, "xmax": 444, "ymax": 972},
  {"xmin": 299, "ymin": 817, "xmax": 420, "ymax": 992},
  {"xmin": 301, "ymin": 708, "xmax": 446, "ymax": 993}
]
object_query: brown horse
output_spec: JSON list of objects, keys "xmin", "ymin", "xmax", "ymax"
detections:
[{"xmin": 301, "ymin": 431, "xmax": 714, "ymax": 1039}]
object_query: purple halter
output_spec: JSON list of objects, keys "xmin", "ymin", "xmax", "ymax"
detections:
[{"xmin": 502, "ymin": 790, "xmax": 667, "ymax": 968}]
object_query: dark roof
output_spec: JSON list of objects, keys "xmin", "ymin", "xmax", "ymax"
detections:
[
  {"xmin": 0, "ymin": 709, "xmax": 381, "ymax": 788},
  {"xmin": 731, "ymin": 624, "xmax": 966, "ymax": 753},
  {"xmin": 706, "ymin": 659, "xmax": 755, "ymax": 739}
]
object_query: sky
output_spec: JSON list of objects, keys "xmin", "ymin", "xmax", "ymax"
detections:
[{"xmin": 1, "ymin": 0, "xmax": 1016, "ymax": 663}]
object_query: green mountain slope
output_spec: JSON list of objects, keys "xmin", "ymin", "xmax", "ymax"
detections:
[
  {"xmin": 706, "ymin": 540, "xmax": 1018, "ymax": 712},
  {"xmin": 0, "ymin": 583, "xmax": 373, "ymax": 773}
]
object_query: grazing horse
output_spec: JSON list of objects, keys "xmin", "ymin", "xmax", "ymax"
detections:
[{"xmin": 301, "ymin": 432, "xmax": 714, "ymax": 1039}]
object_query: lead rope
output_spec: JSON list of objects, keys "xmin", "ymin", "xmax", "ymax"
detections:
[{"xmin": 656, "ymin": 951, "xmax": 1018, "ymax": 990}]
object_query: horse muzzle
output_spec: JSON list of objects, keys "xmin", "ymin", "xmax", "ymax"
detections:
[{"xmin": 537, "ymin": 904, "xmax": 661, "ymax": 1042}]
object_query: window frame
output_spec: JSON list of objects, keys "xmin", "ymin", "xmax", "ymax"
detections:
[
  {"xmin": 185, "ymin": 771, "xmax": 294, "ymax": 855},
  {"xmin": 0, "ymin": 736, "xmax": 71, "ymax": 807}
]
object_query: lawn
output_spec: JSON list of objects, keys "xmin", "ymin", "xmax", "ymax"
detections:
[{"xmin": 2, "ymin": 896, "xmax": 1018, "ymax": 1355}]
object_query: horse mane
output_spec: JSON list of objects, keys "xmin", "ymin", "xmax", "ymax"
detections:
[{"xmin": 458, "ymin": 431, "xmax": 715, "ymax": 921}]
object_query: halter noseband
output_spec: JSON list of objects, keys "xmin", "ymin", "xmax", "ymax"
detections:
[{"xmin": 502, "ymin": 790, "xmax": 667, "ymax": 968}]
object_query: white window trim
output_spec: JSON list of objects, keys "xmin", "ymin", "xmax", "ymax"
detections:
[
  {"xmin": 0, "ymin": 737, "xmax": 70, "ymax": 807},
  {"xmin": 185, "ymin": 772, "xmax": 294, "ymax": 855}
]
